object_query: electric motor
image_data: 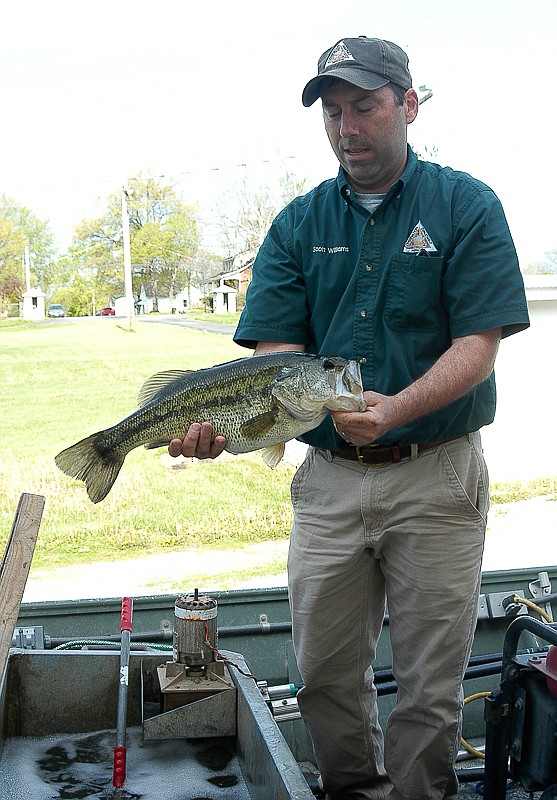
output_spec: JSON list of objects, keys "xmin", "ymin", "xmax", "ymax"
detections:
[{"xmin": 172, "ymin": 591, "xmax": 218, "ymax": 667}]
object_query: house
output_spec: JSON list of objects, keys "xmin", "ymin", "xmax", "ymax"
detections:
[
  {"xmin": 481, "ymin": 273, "xmax": 557, "ymax": 480},
  {"xmin": 208, "ymin": 253, "xmax": 254, "ymax": 314},
  {"xmin": 114, "ymin": 282, "xmax": 204, "ymax": 316},
  {"xmin": 22, "ymin": 288, "xmax": 46, "ymax": 321}
]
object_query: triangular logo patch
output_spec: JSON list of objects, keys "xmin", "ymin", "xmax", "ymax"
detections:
[
  {"xmin": 403, "ymin": 221, "xmax": 438, "ymax": 253},
  {"xmin": 325, "ymin": 41, "xmax": 355, "ymax": 68}
]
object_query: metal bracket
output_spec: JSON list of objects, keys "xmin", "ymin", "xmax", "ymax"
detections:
[
  {"xmin": 529, "ymin": 571, "xmax": 553, "ymax": 622},
  {"xmin": 477, "ymin": 591, "xmax": 528, "ymax": 620},
  {"xmin": 11, "ymin": 625, "xmax": 45, "ymax": 650}
]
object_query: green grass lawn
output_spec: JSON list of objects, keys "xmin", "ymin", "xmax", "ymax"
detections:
[
  {"xmin": 0, "ymin": 317, "xmax": 296, "ymax": 570},
  {"xmin": 1, "ymin": 317, "xmax": 555, "ymax": 576}
]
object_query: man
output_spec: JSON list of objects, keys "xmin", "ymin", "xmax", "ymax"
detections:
[{"xmin": 170, "ymin": 37, "xmax": 529, "ymax": 800}]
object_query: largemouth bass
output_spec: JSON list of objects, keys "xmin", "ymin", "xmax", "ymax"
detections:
[{"xmin": 55, "ymin": 352, "xmax": 365, "ymax": 504}]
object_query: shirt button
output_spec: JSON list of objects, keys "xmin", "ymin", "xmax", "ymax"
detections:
[
  {"xmin": 359, "ymin": 357, "xmax": 367, "ymax": 365},
  {"xmin": 360, "ymin": 309, "xmax": 367, "ymax": 317},
  {"xmin": 369, "ymin": 218, "xmax": 376, "ymax": 226},
  {"xmin": 365, "ymin": 263, "xmax": 372, "ymax": 272}
]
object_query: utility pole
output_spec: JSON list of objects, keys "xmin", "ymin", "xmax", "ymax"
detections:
[
  {"xmin": 121, "ymin": 187, "xmax": 134, "ymax": 331},
  {"xmin": 24, "ymin": 246, "xmax": 31, "ymax": 292}
]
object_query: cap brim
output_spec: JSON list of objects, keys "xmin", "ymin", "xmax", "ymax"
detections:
[{"xmin": 302, "ymin": 68, "xmax": 389, "ymax": 107}]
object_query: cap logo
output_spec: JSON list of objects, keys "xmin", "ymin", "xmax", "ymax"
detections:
[{"xmin": 324, "ymin": 41, "xmax": 355, "ymax": 69}]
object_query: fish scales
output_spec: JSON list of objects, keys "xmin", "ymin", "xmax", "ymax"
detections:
[
  {"xmin": 55, "ymin": 352, "xmax": 365, "ymax": 503},
  {"xmin": 100, "ymin": 364, "xmax": 282, "ymax": 450},
  {"xmin": 102, "ymin": 366, "xmax": 286, "ymax": 452}
]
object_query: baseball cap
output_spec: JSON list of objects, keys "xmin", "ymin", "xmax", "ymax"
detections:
[{"xmin": 302, "ymin": 36, "xmax": 412, "ymax": 107}]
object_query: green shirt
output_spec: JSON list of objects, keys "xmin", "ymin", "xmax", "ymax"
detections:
[{"xmin": 234, "ymin": 148, "xmax": 530, "ymax": 450}]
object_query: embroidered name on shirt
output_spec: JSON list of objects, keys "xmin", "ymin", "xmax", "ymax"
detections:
[
  {"xmin": 403, "ymin": 221, "xmax": 438, "ymax": 253},
  {"xmin": 313, "ymin": 245, "xmax": 350, "ymax": 253}
]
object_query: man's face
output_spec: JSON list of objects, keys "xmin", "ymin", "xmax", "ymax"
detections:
[{"xmin": 321, "ymin": 81, "xmax": 418, "ymax": 193}]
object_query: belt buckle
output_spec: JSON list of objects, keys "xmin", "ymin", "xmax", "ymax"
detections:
[{"xmin": 355, "ymin": 444, "xmax": 389, "ymax": 468}]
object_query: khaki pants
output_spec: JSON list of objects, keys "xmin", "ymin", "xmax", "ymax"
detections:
[{"xmin": 287, "ymin": 434, "xmax": 488, "ymax": 800}]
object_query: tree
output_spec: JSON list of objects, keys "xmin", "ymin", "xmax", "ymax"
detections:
[
  {"xmin": 522, "ymin": 248, "xmax": 557, "ymax": 275},
  {"xmin": 215, "ymin": 168, "xmax": 309, "ymax": 257},
  {"xmin": 0, "ymin": 196, "xmax": 55, "ymax": 308},
  {"xmin": 69, "ymin": 173, "xmax": 202, "ymax": 311},
  {"xmin": 541, "ymin": 249, "xmax": 557, "ymax": 274}
]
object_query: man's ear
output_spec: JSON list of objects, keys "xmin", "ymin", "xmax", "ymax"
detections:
[{"xmin": 404, "ymin": 89, "xmax": 419, "ymax": 124}]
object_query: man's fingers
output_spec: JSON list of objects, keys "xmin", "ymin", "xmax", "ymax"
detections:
[
  {"xmin": 209, "ymin": 435, "xmax": 227, "ymax": 458},
  {"xmin": 169, "ymin": 438, "xmax": 185, "ymax": 457},
  {"xmin": 168, "ymin": 423, "xmax": 226, "ymax": 460}
]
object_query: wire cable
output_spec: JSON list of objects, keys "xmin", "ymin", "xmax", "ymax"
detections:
[
  {"xmin": 512, "ymin": 595, "xmax": 553, "ymax": 623},
  {"xmin": 460, "ymin": 692, "xmax": 492, "ymax": 759},
  {"xmin": 204, "ymin": 621, "xmax": 258, "ymax": 682}
]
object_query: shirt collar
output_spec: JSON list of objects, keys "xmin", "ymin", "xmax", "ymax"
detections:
[{"xmin": 336, "ymin": 145, "xmax": 418, "ymax": 202}]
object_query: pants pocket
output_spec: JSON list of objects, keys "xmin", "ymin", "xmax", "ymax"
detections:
[{"xmin": 440, "ymin": 437, "xmax": 489, "ymax": 523}]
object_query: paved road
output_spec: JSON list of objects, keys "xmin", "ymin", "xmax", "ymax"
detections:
[
  {"xmin": 37, "ymin": 314, "xmax": 236, "ymax": 336},
  {"xmin": 138, "ymin": 314, "xmax": 236, "ymax": 335}
]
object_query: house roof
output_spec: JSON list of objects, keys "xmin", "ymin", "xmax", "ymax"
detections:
[
  {"xmin": 524, "ymin": 274, "xmax": 557, "ymax": 301},
  {"xmin": 211, "ymin": 253, "xmax": 255, "ymax": 282}
]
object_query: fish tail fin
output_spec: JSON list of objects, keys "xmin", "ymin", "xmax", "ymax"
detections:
[{"xmin": 55, "ymin": 432, "xmax": 125, "ymax": 504}]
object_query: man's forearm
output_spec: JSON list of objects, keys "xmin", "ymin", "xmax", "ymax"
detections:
[
  {"xmin": 334, "ymin": 328, "xmax": 502, "ymax": 445},
  {"xmin": 388, "ymin": 328, "xmax": 502, "ymax": 430},
  {"xmin": 254, "ymin": 341, "xmax": 306, "ymax": 355}
]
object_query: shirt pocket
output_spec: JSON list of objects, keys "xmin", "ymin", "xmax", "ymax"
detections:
[{"xmin": 384, "ymin": 253, "xmax": 445, "ymax": 332}]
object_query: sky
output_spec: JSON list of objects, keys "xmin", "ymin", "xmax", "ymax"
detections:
[{"xmin": 1, "ymin": 0, "xmax": 556, "ymax": 268}]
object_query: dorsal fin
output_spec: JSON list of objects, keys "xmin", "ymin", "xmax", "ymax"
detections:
[{"xmin": 137, "ymin": 369, "xmax": 193, "ymax": 407}]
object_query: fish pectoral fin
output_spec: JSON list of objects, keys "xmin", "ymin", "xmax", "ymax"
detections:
[
  {"xmin": 144, "ymin": 441, "xmax": 171, "ymax": 450},
  {"xmin": 137, "ymin": 369, "xmax": 194, "ymax": 407},
  {"xmin": 240, "ymin": 409, "xmax": 279, "ymax": 439},
  {"xmin": 261, "ymin": 443, "xmax": 285, "ymax": 469}
]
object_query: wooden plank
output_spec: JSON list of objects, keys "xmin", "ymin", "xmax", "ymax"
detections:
[{"xmin": 0, "ymin": 493, "xmax": 45, "ymax": 675}]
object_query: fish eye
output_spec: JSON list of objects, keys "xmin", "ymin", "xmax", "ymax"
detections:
[{"xmin": 322, "ymin": 358, "xmax": 336, "ymax": 370}]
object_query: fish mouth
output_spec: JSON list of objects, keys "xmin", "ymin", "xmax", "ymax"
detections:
[{"xmin": 327, "ymin": 360, "xmax": 366, "ymax": 411}]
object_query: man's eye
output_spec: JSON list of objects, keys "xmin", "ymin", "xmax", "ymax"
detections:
[{"xmin": 356, "ymin": 106, "xmax": 373, "ymax": 114}]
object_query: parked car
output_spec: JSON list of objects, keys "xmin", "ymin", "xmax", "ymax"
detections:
[
  {"xmin": 96, "ymin": 307, "xmax": 115, "ymax": 316},
  {"xmin": 47, "ymin": 304, "xmax": 65, "ymax": 318}
]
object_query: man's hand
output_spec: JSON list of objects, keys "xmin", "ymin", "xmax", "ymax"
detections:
[
  {"xmin": 168, "ymin": 343, "xmax": 304, "ymax": 461},
  {"xmin": 333, "ymin": 392, "xmax": 399, "ymax": 446},
  {"xmin": 332, "ymin": 329, "xmax": 502, "ymax": 446},
  {"xmin": 168, "ymin": 422, "xmax": 226, "ymax": 460}
]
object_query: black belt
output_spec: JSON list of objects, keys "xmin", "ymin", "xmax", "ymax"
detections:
[{"xmin": 330, "ymin": 441, "xmax": 450, "ymax": 466}]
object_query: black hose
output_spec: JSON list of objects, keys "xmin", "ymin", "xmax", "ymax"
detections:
[
  {"xmin": 219, "ymin": 622, "xmax": 294, "ymax": 636},
  {"xmin": 47, "ymin": 621, "xmax": 292, "ymax": 648},
  {"xmin": 456, "ymin": 767, "xmax": 487, "ymax": 783}
]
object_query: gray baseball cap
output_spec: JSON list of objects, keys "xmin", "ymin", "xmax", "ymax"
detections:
[{"xmin": 302, "ymin": 36, "xmax": 412, "ymax": 107}]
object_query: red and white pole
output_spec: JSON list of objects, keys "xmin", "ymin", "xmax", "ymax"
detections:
[{"xmin": 112, "ymin": 596, "xmax": 133, "ymax": 788}]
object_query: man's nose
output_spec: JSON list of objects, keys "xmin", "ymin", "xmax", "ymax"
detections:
[{"xmin": 339, "ymin": 111, "xmax": 359, "ymax": 138}]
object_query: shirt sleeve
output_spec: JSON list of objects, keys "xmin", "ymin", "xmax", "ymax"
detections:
[
  {"xmin": 234, "ymin": 210, "xmax": 311, "ymax": 349},
  {"xmin": 443, "ymin": 188, "xmax": 530, "ymax": 340}
]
